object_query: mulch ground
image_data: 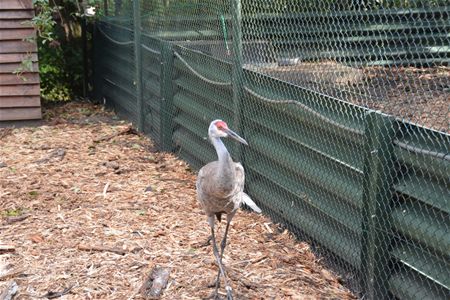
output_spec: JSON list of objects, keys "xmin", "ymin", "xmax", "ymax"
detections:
[{"xmin": 0, "ymin": 102, "xmax": 356, "ymax": 299}]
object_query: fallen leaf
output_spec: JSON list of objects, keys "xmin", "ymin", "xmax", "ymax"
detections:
[
  {"xmin": 152, "ymin": 231, "xmax": 165, "ymax": 238},
  {"xmin": 321, "ymin": 269, "xmax": 335, "ymax": 282},
  {"xmin": 29, "ymin": 234, "xmax": 44, "ymax": 243},
  {"xmin": 102, "ymin": 161, "xmax": 120, "ymax": 170}
]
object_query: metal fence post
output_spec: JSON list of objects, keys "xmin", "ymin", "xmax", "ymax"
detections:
[
  {"xmin": 103, "ymin": 0, "xmax": 108, "ymax": 16},
  {"xmin": 92, "ymin": 22, "xmax": 102, "ymax": 103},
  {"xmin": 133, "ymin": 0, "xmax": 144, "ymax": 131},
  {"xmin": 360, "ymin": 111, "xmax": 397, "ymax": 300},
  {"xmin": 231, "ymin": 0, "xmax": 244, "ymax": 160},
  {"xmin": 81, "ymin": 16, "xmax": 88, "ymax": 99},
  {"xmin": 160, "ymin": 42, "xmax": 174, "ymax": 151}
]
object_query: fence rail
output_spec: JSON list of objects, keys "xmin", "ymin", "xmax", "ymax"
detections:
[
  {"xmin": 92, "ymin": 1, "xmax": 450, "ymax": 299},
  {"xmin": 130, "ymin": 7, "xmax": 450, "ymax": 66},
  {"xmin": 246, "ymin": 7, "xmax": 450, "ymax": 66}
]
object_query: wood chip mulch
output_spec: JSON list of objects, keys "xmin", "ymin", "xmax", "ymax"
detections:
[{"xmin": 0, "ymin": 102, "xmax": 356, "ymax": 299}]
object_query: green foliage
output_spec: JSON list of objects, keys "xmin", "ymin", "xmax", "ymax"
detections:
[
  {"xmin": 38, "ymin": 43, "xmax": 72, "ymax": 101},
  {"xmin": 28, "ymin": 191, "xmax": 39, "ymax": 197},
  {"xmin": 29, "ymin": 0, "xmax": 98, "ymax": 102},
  {"xmin": 37, "ymin": 31, "xmax": 84, "ymax": 102},
  {"xmin": 2, "ymin": 208, "xmax": 26, "ymax": 217},
  {"xmin": 13, "ymin": 54, "xmax": 34, "ymax": 78},
  {"xmin": 32, "ymin": 0, "xmax": 57, "ymax": 43}
]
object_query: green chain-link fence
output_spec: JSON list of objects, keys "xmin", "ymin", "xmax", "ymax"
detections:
[{"xmin": 91, "ymin": 0, "xmax": 449, "ymax": 298}]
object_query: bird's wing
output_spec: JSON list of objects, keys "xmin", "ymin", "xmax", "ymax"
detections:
[
  {"xmin": 197, "ymin": 161, "xmax": 231, "ymax": 199},
  {"xmin": 197, "ymin": 161, "xmax": 236, "ymax": 215},
  {"xmin": 195, "ymin": 166, "xmax": 206, "ymax": 192},
  {"xmin": 234, "ymin": 163, "xmax": 262, "ymax": 213},
  {"xmin": 196, "ymin": 164, "xmax": 212, "ymax": 213},
  {"xmin": 234, "ymin": 162, "xmax": 245, "ymax": 193},
  {"xmin": 241, "ymin": 192, "xmax": 262, "ymax": 213}
]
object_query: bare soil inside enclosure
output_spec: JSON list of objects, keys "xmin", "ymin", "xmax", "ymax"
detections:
[
  {"xmin": 248, "ymin": 63, "xmax": 449, "ymax": 133},
  {"xmin": 0, "ymin": 102, "xmax": 355, "ymax": 299}
]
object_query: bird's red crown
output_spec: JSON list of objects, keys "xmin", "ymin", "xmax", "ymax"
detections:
[{"xmin": 214, "ymin": 120, "xmax": 228, "ymax": 130}]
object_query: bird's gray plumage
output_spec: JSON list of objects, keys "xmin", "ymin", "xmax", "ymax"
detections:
[
  {"xmin": 195, "ymin": 119, "xmax": 260, "ymax": 300},
  {"xmin": 196, "ymin": 158, "xmax": 245, "ymax": 221}
]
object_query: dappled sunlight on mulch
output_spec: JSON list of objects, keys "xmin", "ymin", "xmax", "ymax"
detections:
[{"xmin": 0, "ymin": 102, "xmax": 355, "ymax": 299}]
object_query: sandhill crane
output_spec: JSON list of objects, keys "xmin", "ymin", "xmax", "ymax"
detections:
[{"xmin": 196, "ymin": 119, "xmax": 261, "ymax": 300}]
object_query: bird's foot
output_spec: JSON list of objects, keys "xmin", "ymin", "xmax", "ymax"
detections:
[
  {"xmin": 204, "ymin": 291, "xmax": 223, "ymax": 300},
  {"xmin": 225, "ymin": 286, "xmax": 233, "ymax": 300},
  {"xmin": 199, "ymin": 235, "xmax": 212, "ymax": 247},
  {"xmin": 206, "ymin": 278, "xmax": 220, "ymax": 288}
]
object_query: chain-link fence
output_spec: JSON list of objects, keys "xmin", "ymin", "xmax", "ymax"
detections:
[{"xmin": 91, "ymin": 0, "xmax": 449, "ymax": 298}]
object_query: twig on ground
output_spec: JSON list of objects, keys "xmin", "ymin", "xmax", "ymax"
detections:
[
  {"xmin": 0, "ymin": 128, "xmax": 14, "ymax": 140},
  {"xmin": 93, "ymin": 125, "xmax": 137, "ymax": 143},
  {"xmin": 0, "ymin": 269, "xmax": 25, "ymax": 281},
  {"xmin": 4, "ymin": 214, "xmax": 30, "ymax": 225},
  {"xmin": 0, "ymin": 245, "xmax": 15, "ymax": 254},
  {"xmin": 39, "ymin": 284, "xmax": 75, "ymax": 299},
  {"xmin": 102, "ymin": 182, "xmax": 110, "ymax": 198},
  {"xmin": 77, "ymin": 244, "xmax": 127, "ymax": 256},
  {"xmin": 35, "ymin": 148, "xmax": 66, "ymax": 164}
]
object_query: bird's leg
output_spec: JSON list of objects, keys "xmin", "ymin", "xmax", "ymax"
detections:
[
  {"xmin": 214, "ymin": 213, "xmax": 234, "ymax": 293},
  {"xmin": 209, "ymin": 217, "xmax": 233, "ymax": 300}
]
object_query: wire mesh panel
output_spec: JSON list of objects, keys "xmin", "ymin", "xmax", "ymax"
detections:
[
  {"xmin": 171, "ymin": 45, "xmax": 235, "ymax": 168},
  {"xmin": 388, "ymin": 123, "xmax": 450, "ymax": 299},
  {"xmin": 93, "ymin": 1, "xmax": 136, "ymax": 124},
  {"xmin": 242, "ymin": 1, "xmax": 450, "ymax": 299},
  {"xmin": 242, "ymin": 69, "xmax": 368, "ymax": 291},
  {"xmin": 140, "ymin": 34, "xmax": 162, "ymax": 146},
  {"xmin": 242, "ymin": 1, "xmax": 449, "ymax": 133},
  {"xmin": 241, "ymin": 2, "xmax": 449, "ymax": 297},
  {"xmin": 92, "ymin": 0, "xmax": 450, "ymax": 298}
]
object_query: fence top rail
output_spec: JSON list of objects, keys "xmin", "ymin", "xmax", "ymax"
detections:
[
  {"xmin": 244, "ymin": 86, "xmax": 365, "ymax": 136},
  {"xmin": 174, "ymin": 51, "xmax": 232, "ymax": 86},
  {"xmin": 98, "ymin": 20, "xmax": 134, "ymax": 33},
  {"xmin": 134, "ymin": 6, "xmax": 449, "ymax": 23},
  {"xmin": 244, "ymin": 6, "xmax": 450, "ymax": 19},
  {"xmin": 394, "ymin": 140, "xmax": 450, "ymax": 161},
  {"xmin": 97, "ymin": 24, "xmax": 133, "ymax": 46}
]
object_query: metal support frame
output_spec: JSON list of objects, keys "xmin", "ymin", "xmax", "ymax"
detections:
[
  {"xmin": 160, "ymin": 42, "xmax": 174, "ymax": 151},
  {"xmin": 92, "ymin": 22, "xmax": 102, "ymax": 103},
  {"xmin": 231, "ymin": 0, "xmax": 244, "ymax": 160},
  {"xmin": 360, "ymin": 111, "xmax": 397, "ymax": 300},
  {"xmin": 81, "ymin": 17, "xmax": 88, "ymax": 99},
  {"xmin": 103, "ymin": 0, "xmax": 108, "ymax": 16},
  {"xmin": 133, "ymin": 0, "xmax": 143, "ymax": 131}
]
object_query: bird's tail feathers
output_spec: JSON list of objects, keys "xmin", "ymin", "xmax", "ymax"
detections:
[{"xmin": 242, "ymin": 193, "xmax": 262, "ymax": 213}]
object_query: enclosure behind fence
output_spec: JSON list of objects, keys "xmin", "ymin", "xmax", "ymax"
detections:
[{"xmin": 91, "ymin": 0, "xmax": 449, "ymax": 299}]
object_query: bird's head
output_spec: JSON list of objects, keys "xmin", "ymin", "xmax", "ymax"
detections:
[{"xmin": 208, "ymin": 119, "xmax": 248, "ymax": 145}]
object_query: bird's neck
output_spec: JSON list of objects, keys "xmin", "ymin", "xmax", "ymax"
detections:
[{"xmin": 211, "ymin": 137, "xmax": 231, "ymax": 164}]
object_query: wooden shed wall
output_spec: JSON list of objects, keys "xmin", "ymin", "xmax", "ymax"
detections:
[{"xmin": 0, "ymin": 0, "xmax": 41, "ymax": 121}]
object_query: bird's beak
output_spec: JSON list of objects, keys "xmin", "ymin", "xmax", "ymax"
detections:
[{"xmin": 224, "ymin": 128, "xmax": 248, "ymax": 145}]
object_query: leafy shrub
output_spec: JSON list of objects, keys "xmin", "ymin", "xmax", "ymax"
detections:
[{"xmin": 30, "ymin": 0, "xmax": 98, "ymax": 102}]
